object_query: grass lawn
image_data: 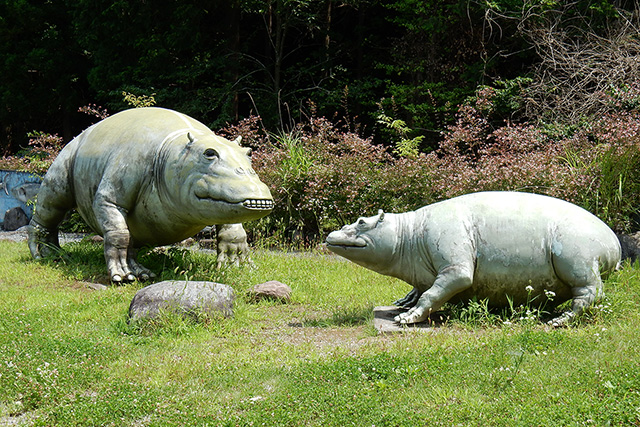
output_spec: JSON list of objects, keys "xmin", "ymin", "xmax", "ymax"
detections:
[{"xmin": 1, "ymin": 238, "xmax": 639, "ymax": 426}]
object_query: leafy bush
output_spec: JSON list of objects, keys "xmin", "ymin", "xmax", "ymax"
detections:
[
  {"xmin": 0, "ymin": 131, "xmax": 64, "ymax": 177},
  {"xmin": 561, "ymin": 109, "xmax": 640, "ymax": 230},
  {"xmin": 4, "ymin": 82, "xmax": 640, "ymax": 245},
  {"xmin": 235, "ymin": 83, "xmax": 640, "ymax": 240},
  {"xmin": 226, "ymin": 115, "xmax": 438, "ymax": 242}
]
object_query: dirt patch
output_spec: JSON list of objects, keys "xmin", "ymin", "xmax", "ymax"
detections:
[{"xmin": 244, "ymin": 304, "xmax": 387, "ymax": 357}]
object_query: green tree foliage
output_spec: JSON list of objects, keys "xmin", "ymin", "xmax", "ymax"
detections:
[
  {"xmin": 0, "ymin": 0, "xmax": 638, "ymax": 152},
  {"xmin": 0, "ymin": 0, "xmax": 88, "ymax": 151},
  {"xmin": 66, "ymin": 0, "xmax": 234, "ymax": 124}
]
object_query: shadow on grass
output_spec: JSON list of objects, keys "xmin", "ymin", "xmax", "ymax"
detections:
[
  {"xmin": 35, "ymin": 239, "xmax": 221, "ymax": 286},
  {"xmin": 297, "ymin": 305, "xmax": 374, "ymax": 327},
  {"xmin": 34, "ymin": 239, "xmax": 111, "ymax": 284}
]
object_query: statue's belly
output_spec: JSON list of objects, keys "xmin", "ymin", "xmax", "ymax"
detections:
[
  {"xmin": 127, "ymin": 204, "xmax": 203, "ymax": 247},
  {"xmin": 451, "ymin": 255, "xmax": 572, "ymax": 307}
]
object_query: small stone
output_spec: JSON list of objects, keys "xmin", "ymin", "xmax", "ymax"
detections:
[
  {"xmin": 199, "ymin": 238, "xmax": 216, "ymax": 249},
  {"xmin": 249, "ymin": 280, "xmax": 292, "ymax": 302},
  {"xmin": 85, "ymin": 282, "xmax": 108, "ymax": 291},
  {"xmin": 129, "ymin": 280, "xmax": 235, "ymax": 322},
  {"xmin": 176, "ymin": 238, "xmax": 196, "ymax": 247},
  {"xmin": 3, "ymin": 207, "xmax": 29, "ymax": 231}
]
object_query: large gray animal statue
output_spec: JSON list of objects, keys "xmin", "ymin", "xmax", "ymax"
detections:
[
  {"xmin": 326, "ymin": 191, "xmax": 621, "ymax": 327},
  {"xmin": 28, "ymin": 107, "xmax": 273, "ymax": 282}
]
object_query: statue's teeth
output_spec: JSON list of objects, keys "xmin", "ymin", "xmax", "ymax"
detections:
[{"xmin": 243, "ymin": 199, "xmax": 273, "ymax": 210}]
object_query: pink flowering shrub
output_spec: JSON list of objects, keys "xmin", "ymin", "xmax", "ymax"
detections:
[
  {"xmin": 78, "ymin": 104, "xmax": 109, "ymax": 120},
  {"xmin": 221, "ymin": 116, "xmax": 438, "ymax": 240},
  {"xmin": 0, "ymin": 131, "xmax": 64, "ymax": 177},
  {"xmin": 563, "ymin": 110, "xmax": 640, "ymax": 230},
  {"xmin": 433, "ymin": 86, "xmax": 640, "ymax": 230},
  {"xmin": 430, "ymin": 89, "xmax": 573, "ymax": 200},
  {"xmin": 0, "ymin": 104, "xmax": 110, "ymax": 176},
  {"xmin": 6, "ymin": 91, "xmax": 638, "ymax": 245},
  {"xmin": 224, "ymin": 86, "xmax": 640, "ymax": 242}
]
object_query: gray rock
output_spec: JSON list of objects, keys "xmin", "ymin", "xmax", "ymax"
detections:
[
  {"xmin": 249, "ymin": 280, "xmax": 292, "ymax": 302},
  {"xmin": 129, "ymin": 280, "xmax": 235, "ymax": 321},
  {"xmin": 199, "ymin": 238, "xmax": 216, "ymax": 249},
  {"xmin": 616, "ymin": 232, "xmax": 640, "ymax": 263},
  {"xmin": 85, "ymin": 282, "xmax": 108, "ymax": 291},
  {"xmin": 3, "ymin": 207, "xmax": 29, "ymax": 231}
]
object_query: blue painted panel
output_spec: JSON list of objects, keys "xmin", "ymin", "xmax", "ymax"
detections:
[{"xmin": 0, "ymin": 170, "xmax": 42, "ymax": 227}]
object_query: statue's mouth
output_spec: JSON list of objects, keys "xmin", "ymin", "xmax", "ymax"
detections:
[
  {"xmin": 326, "ymin": 243, "xmax": 366, "ymax": 249},
  {"xmin": 325, "ymin": 233, "xmax": 367, "ymax": 249},
  {"xmin": 242, "ymin": 199, "xmax": 274, "ymax": 210},
  {"xmin": 197, "ymin": 196, "xmax": 274, "ymax": 211}
]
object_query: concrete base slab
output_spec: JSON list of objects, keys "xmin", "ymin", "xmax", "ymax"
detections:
[
  {"xmin": 85, "ymin": 282, "xmax": 108, "ymax": 291},
  {"xmin": 373, "ymin": 306, "xmax": 433, "ymax": 334}
]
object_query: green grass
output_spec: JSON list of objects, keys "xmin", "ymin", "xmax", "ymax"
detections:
[{"xmin": 1, "ymin": 239, "xmax": 640, "ymax": 426}]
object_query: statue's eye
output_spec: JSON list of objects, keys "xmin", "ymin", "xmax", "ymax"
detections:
[{"xmin": 204, "ymin": 148, "xmax": 218, "ymax": 159}]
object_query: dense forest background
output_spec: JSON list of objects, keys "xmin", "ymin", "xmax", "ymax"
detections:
[
  {"xmin": 4, "ymin": 0, "xmax": 640, "ymax": 238},
  {"xmin": 1, "ymin": 0, "xmax": 635, "ymax": 152}
]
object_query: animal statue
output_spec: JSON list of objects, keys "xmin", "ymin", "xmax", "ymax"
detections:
[
  {"xmin": 28, "ymin": 107, "xmax": 273, "ymax": 282},
  {"xmin": 325, "ymin": 191, "xmax": 621, "ymax": 327}
]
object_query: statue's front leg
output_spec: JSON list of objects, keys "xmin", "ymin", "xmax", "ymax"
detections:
[
  {"xmin": 215, "ymin": 224, "xmax": 254, "ymax": 269},
  {"xmin": 103, "ymin": 230, "xmax": 156, "ymax": 282},
  {"xmin": 95, "ymin": 196, "xmax": 153, "ymax": 283},
  {"xmin": 103, "ymin": 229, "xmax": 137, "ymax": 283},
  {"xmin": 394, "ymin": 288, "xmax": 422, "ymax": 308},
  {"xmin": 395, "ymin": 265, "xmax": 473, "ymax": 324}
]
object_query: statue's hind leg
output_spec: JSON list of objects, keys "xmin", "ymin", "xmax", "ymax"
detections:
[
  {"xmin": 550, "ymin": 258, "xmax": 603, "ymax": 327},
  {"xmin": 28, "ymin": 175, "xmax": 75, "ymax": 259}
]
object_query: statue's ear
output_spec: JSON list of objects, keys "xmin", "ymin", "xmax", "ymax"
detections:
[
  {"xmin": 233, "ymin": 136, "xmax": 242, "ymax": 145},
  {"xmin": 186, "ymin": 132, "xmax": 195, "ymax": 148},
  {"xmin": 378, "ymin": 209, "xmax": 385, "ymax": 223}
]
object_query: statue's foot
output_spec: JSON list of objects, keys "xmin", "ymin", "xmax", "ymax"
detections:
[
  {"xmin": 394, "ymin": 307, "xmax": 429, "ymax": 325},
  {"xmin": 27, "ymin": 222, "xmax": 61, "ymax": 260},
  {"xmin": 548, "ymin": 311, "xmax": 575, "ymax": 328},
  {"xmin": 394, "ymin": 288, "xmax": 420, "ymax": 308},
  {"xmin": 109, "ymin": 260, "xmax": 156, "ymax": 283},
  {"xmin": 104, "ymin": 230, "xmax": 156, "ymax": 283},
  {"xmin": 128, "ymin": 259, "xmax": 156, "ymax": 282},
  {"xmin": 216, "ymin": 249, "xmax": 254, "ymax": 269}
]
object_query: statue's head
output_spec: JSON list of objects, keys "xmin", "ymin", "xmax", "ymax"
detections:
[
  {"xmin": 158, "ymin": 131, "xmax": 273, "ymax": 224},
  {"xmin": 325, "ymin": 210, "xmax": 398, "ymax": 271}
]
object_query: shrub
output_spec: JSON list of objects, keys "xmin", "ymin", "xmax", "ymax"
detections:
[
  {"xmin": 222, "ymin": 115, "xmax": 440, "ymax": 242},
  {"xmin": 0, "ymin": 131, "xmax": 64, "ymax": 177},
  {"xmin": 434, "ymin": 85, "xmax": 640, "ymax": 231},
  {"xmin": 561, "ymin": 110, "xmax": 640, "ymax": 230},
  {"xmin": 223, "ymin": 85, "xmax": 640, "ymax": 242},
  {"xmin": 430, "ymin": 89, "xmax": 572, "ymax": 200}
]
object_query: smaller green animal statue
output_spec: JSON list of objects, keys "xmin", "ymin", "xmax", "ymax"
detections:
[{"xmin": 28, "ymin": 107, "xmax": 273, "ymax": 282}]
